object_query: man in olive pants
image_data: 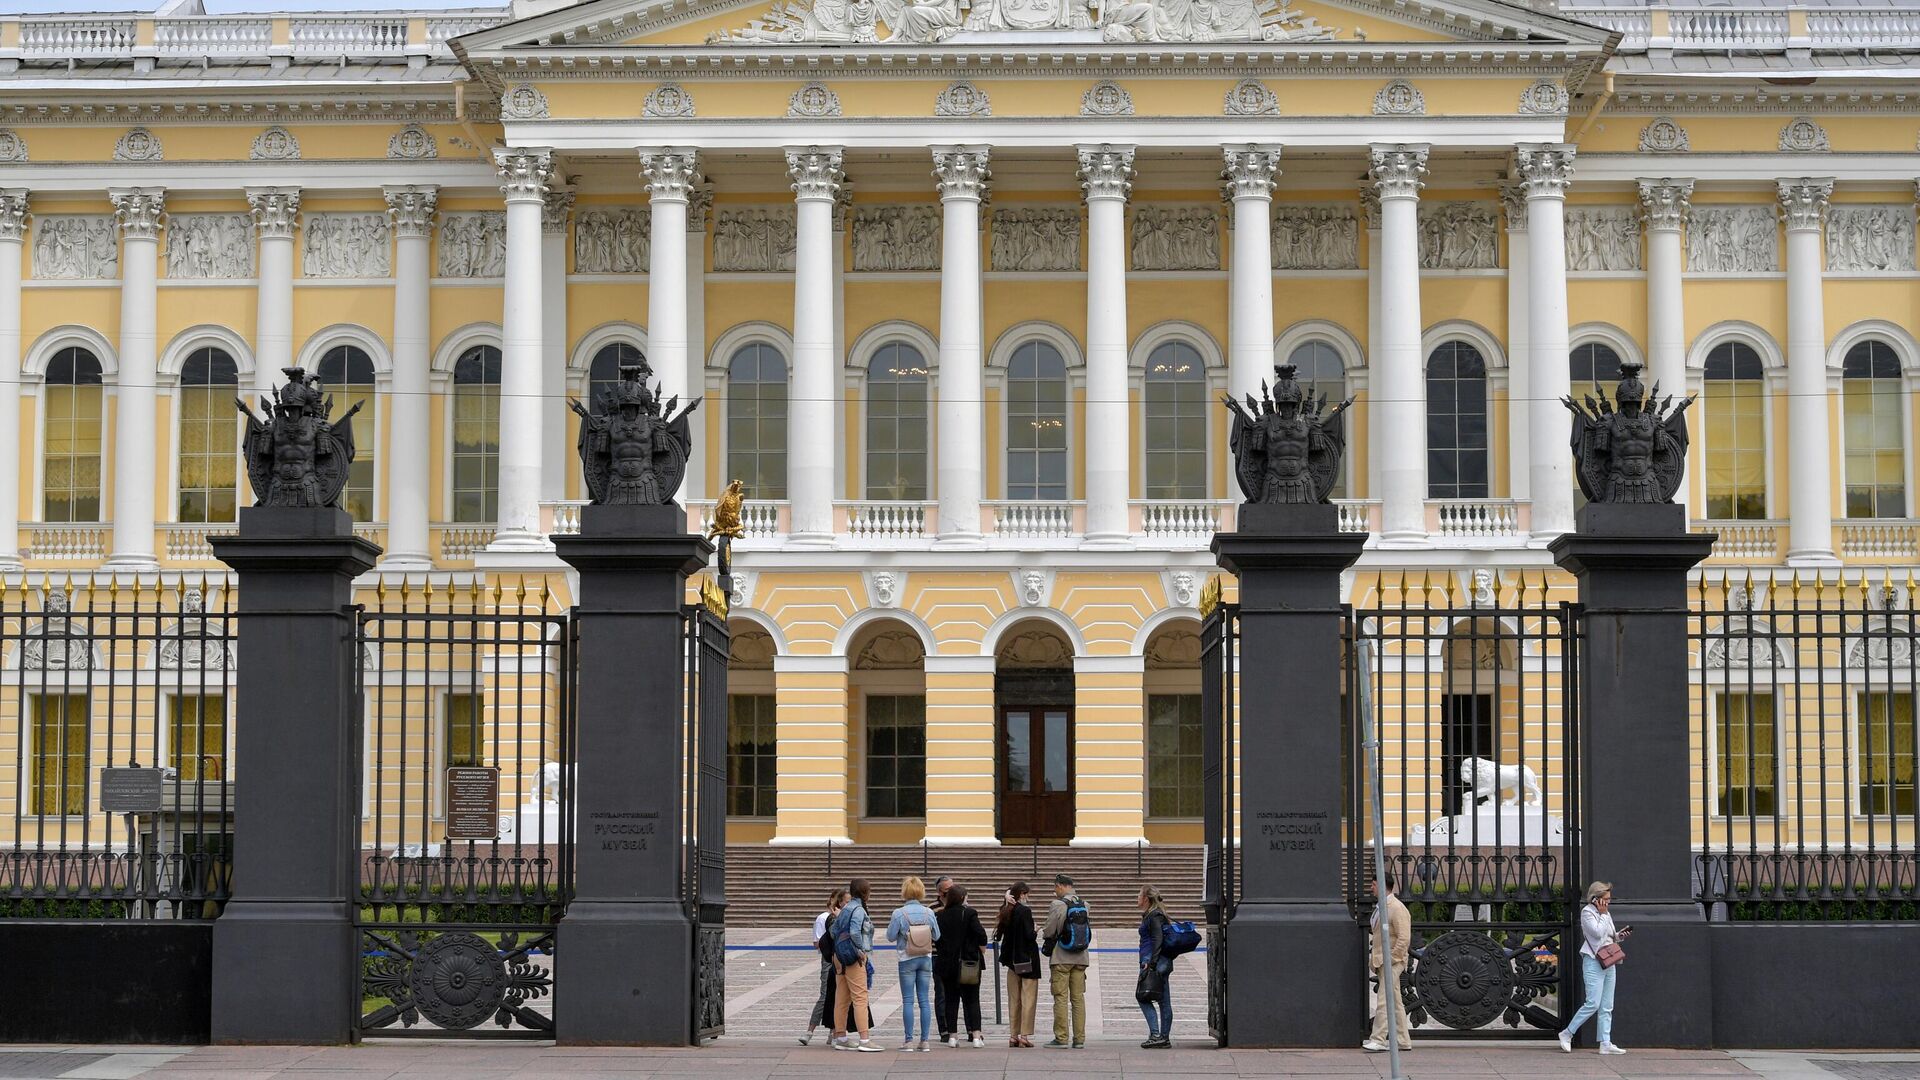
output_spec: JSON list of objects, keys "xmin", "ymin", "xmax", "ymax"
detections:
[{"xmin": 1041, "ymin": 874, "xmax": 1090, "ymax": 1048}]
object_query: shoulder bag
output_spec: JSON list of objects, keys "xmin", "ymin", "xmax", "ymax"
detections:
[{"xmin": 1596, "ymin": 940, "xmax": 1625, "ymax": 969}]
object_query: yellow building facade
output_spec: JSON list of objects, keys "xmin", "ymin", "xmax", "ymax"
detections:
[{"xmin": 2, "ymin": 0, "xmax": 1917, "ymax": 853}]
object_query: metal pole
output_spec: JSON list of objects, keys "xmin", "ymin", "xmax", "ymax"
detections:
[
  {"xmin": 1357, "ymin": 637, "xmax": 1408, "ymax": 1080},
  {"xmin": 992, "ymin": 943, "xmax": 1003, "ymax": 1025}
]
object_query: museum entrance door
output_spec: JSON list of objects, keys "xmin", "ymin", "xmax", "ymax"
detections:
[{"xmin": 996, "ymin": 672, "xmax": 1075, "ymax": 842}]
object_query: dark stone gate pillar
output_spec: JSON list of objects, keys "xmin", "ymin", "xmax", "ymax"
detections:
[
  {"xmin": 553, "ymin": 504, "xmax": 712, "ymax": 1044},
  {"xmin": 1550, "ymin": 504, "xmax": 1714, "ymax": 1048},
  {"xmin": 1211, "ymin": 504, "xmax": 1367, "ymax": 1047},
  {"xmin": 210, "ymin": 507, "xmax": 380, "ymax": 1044}
]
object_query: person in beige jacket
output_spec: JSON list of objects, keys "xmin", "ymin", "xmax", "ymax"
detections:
[{"xmin": 1363, "ymin": 873, "xmax": 1413, "ymax": 1052}]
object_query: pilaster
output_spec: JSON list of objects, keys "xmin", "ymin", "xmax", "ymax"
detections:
[
  {"xmin": 1501, "ymin": 181, "xmax": 1531, "ymax": 504},
  {"xmin": 922, "ymin": 653, "xmax": 1000, "ymax": 845},
  {"xmin": 1639, "ymin": 178, "xmax": 1693, "ymax": 514},
  {"xmin": 1070, "ymin": 654, "xmax": 1147, "ymax": 845},
  {"xmin": 642, "ymin": 149, "xmax": 700, "ymax": 503},
  {"xmin": 0, "ymin": 189, "xmax": 25, "ymax": 571},
  {"xmin": 540, "ymin": 187, "xmax": 573, "ymax": 506},
  {"xmin": 246, "ymin": 188, "xmax": 299, "ymax": 404},
  {"xmin": 770, "ymin": 654, "xmax": 853, "ymax": 844}
]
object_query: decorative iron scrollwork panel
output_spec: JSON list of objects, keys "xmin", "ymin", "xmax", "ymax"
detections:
[
  {"xmin": 360, "ymin": 928, "xmax": 555, "ymax": 1036},
  {"xmin": 1403, "ymin": 927, "xmax": 1564, "ymax": 1035},
  {"xmin": 695, "ymin": 923, "xmax": 727, "ymax": 1041}
]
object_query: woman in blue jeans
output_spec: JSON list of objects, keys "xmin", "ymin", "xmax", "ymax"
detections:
[
  {"xmin": 1135, "ymin": 885, "xmax": 1174, "ymax": 1048},
  {"xmin": 887, "ymin": 876, "xmax": 941, "ymax": 1052},
  {"xmin": 1560, "ymin": 880, "xmax": 1632, "ymax": 1055}
]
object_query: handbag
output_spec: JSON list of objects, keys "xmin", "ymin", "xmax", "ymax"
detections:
[
  {"xmin": 1010, "ymin": 958, "xmax": 1036, "ymax": 977},
  {"xmin": 958, "ymin": 957, "xmax": 982, "ymax": 987},
  {"xmin": 1134, "ymin": 966, "xmax": 1159, "ymax": 1003},
  {"xmin": 1596, "ymin": 941, "xmax": 1625, "ymax": 969}
]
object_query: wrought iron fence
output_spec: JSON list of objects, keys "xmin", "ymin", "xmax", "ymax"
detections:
[
  {"xmin": 2, "ymin": 574, "xmax": 235, "ymax": 920},
  {"xmin": 1691, "ymin": 572, "xmax": 1920, "ymax": 921},
  {"xmin": 684, "ymin": 604, "xmax": 730, "ymax": 1042}
]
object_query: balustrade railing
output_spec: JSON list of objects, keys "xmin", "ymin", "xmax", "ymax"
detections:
[
  {"xmin": 1671, "ymin": 7, "xmax": 1789, "ymax": 48},
  {"xmin": 1840, "ymin": 520, "xmax": 1919, "ymax": 561},
  {"xmin": 685, "ymin": 499, "xmax": 785, "ymax": 540},
  {"xmin": 8, "ymin": 11, "xmax": 504, "ymax": 63},
  {"xmin": 153, "ymin": 17, "xmax": 273, "ymax": 55},
  {"xmin": 1134, "ymin": 500, "xmax": 1231, "ymax": 544},
  {"xmin": 426, "ymin": 16, "xmax": 506, "ymax": 44},
  {"xmin": 163, "ymin": 524, "xmax": 236, "ymax": 563},
  {"xmin": 1808, "ymin": 8, "xmax": 1920, "ymax": 47},
  {"xmin": 1334, "ymin": 499, "xmax": 1377, "ymax": 536},
  {"xmin": 1696, "ymin": 520, "xmax": 1783, "ymax": 561},
  {"xmin": 841, "ymin": 501, "xmax": 933, "ymax": 544},
  {"xmin": 1559, "ymin": 5, "xmax": 1920, "ymax": 52},
  {"xmin": 1429, "ymin": 499, "xmax": 1523, "ymax": 544},
  {"xmin": 432, "ymin": 524, "xmax": 494, "ymax": 561},
  {"xmin": 16, "ymin": 16, "xmax": 137, "ymax": 58},
  {"xmin": 289, "ymin": 16, "xmax": 408, "ymax": 56},
  {"xmin": 21, "ymin": 524, "xmax": 111, "ymax": 562},
  {"xmin": 986, "ymin": 500, "xmax": 1078, "ymax": 540}
]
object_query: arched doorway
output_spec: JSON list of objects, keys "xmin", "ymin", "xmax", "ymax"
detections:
[{"xmin": 995, "ymin": 620, "xmax": 1076, "ymax": 842}]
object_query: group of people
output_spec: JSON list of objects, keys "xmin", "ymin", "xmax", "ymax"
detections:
[{"xmin": 801, "ymin": 873, "xmax": 1183, "ymax": 1051}]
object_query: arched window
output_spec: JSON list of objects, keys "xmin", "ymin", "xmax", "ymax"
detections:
[
  {"xmin": 1287, "ymin": 340, "xmax": 1347, "ymax": 498},
  {"xmin": 1569, "ymin": 341, "xmax": 1623, "ymax": 391},
  {"xmin": 1144, "ymin": 340, "xmax": 1208, "ymax": 500},
  {"xmin": 452, "ymin": 345, "xmax": 502, "ymax": 524},
  {"xmin": 588, "ymin": 341, "xmax": 643, "ymax": 412},
  {"xmin": 42, "ymin": 346, "xmax": 104, "ymax": 523},
  {"xmin": 177, "ymin": 347, "xmax": 240, "ymax": 524},
  {"xmin": 1704, "ymin": 341, "xmax": 1767, "ymax": 520},
  {"xmin": 1843, "ymin": 339, "xmax": 1906, "ymax": 518},
  {"xmin": 1426, "ymin": 341, "xmax": 1489, "ymax": 499},
  {"xmin": 727, "ymin": 343, "xmax": 787, "ymax": 501},
  {"xmin": 1007, "ymin": 340, "xmax": 1068, "ymax": 501},
  {"xmin": 316, "ymin": 344, "xmax": 377, "ymax": 522},
  {"xmin": 865, "ymin": 342, "xmax": 930, "ymax": 501}
]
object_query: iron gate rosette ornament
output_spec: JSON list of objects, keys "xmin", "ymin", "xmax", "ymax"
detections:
[
  {"xmin": 569, "ymin": 358, "xmax": 701, "ymax": 505},
  {"xmin": 1405, "ymin": 928, "xmax": 1565, "ymax": 1032},
  {"xmin": 1224, "ymin": 361, "xmax": 1353, "ymax": 504},
  {"xmin": 360, "ymin": 928, "xmax": 555, "ymax": 1033},
  {"xmin": 1563, "ymin": 360, "xmax": 1694, "ymax": 504},
  {"xmin": 237, "ymin": 366, "xmax": 363, "ymax": 509}
]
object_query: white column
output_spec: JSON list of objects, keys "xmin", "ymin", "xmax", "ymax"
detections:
[
  {"xmin": 933, "ymin": 146, "xmax": 991, "ymax": 547},
  {"xmin": 684, "ymin": 182, "xmax": 712, "ymax": 502},
  {"xmin": 107, "ymin": 188, "xmax": 164, "ymax": 570},
  {"xmin": 247, "ymin": 188, "xmax": 299, "ymax": 401},
  {"xmin": 1224, "ymin": 145, "xmax": 1280, "ymax": 406},
  {"xmin": 1078, "ymin": 144, "xmax": 1135, "ymax": 548},
  {"xmin": 489, "ymin": 148, "xmax": 553, "ymax": 551},
  {"xmin": 1501, "ymin": 183, "xmax": 1531, "ymax": 504},
  {"xmin": 540, "ymin": 188, "xmax": 572, "ymax": 506},
  {"xmin": 639, "ymin": 149, "xmax": 699, "ymax": 504},
  {"xmin": 1781, "ymin": 177, "xmax": 1837, "ymax": 565},
  {"xmin": 832, "ymin": 187, "xmax": 850, "ymax": 505},
  {"xmin": 0, "ymin": 190, "xmax": 26, "ymax": 570},
  {"xmin": 786, "ymin": 146, "xmax": 844, "ymax": 545},
  {"xmin": 1361, "ymin": 186, "xmax": 1382, "ymax": 500},
  {"xmin": 1518, "ymin": 144, "xmax": 1576, "ymax": 539},
  {"xmin": 1368, "ymin": 146, "xmax": 1429, "ymax": 544},
  {"xmin": 383, "ymin": 186, "xmax": 436, "ymax": 568},
  {"xmin": 1638, "ymin": 179, "xmax": 1693, "ymax": 515}
]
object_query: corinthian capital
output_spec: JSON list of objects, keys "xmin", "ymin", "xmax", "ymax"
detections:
[
  {"xmin": 1778, "ymin": 177, "xmax": 1834, "ymax": 232},
  {"xmin": 639, "ymin": 148, "xmax": 701, "ymax": 202},
  {"xmin": 493, "ymin": 148, "xmax": 553, "ymax": 203},
  {"xmin": 786, "ymin": 146, "xmax": 845, "ymax": 202},
  {"xmin": 1359, "ymin": 185, "xmax": 1381, "ymax": 230},
  {"xmin": 1076, "ymin": 144, "xmax": 1135, "ymax": 203},
  {"xmin": 0, "ymin": 189, "xmax": 28, "ymax": 244},
  {"xmin": 384, "ymin": 186, "xmax": 439, "ymax": 239},
  {"xmin": 1367, "ymin": 144, "xmax": 1428, "ymax": 201},
  {"xmin": 687, "ymin": 181, "xmax": 714, "ymax": 233},
  {"xmin": 933, "ymin": 147, "xmax": 991, "ymax": 202},
  {"xmin": 1514, "ymin": 143, "xmax": 1576, "ymax": 199},
  {"xmin": 1636, "ymin": 178, "xmax": 1693, "ymax": 232},
  {"xmin": 542, "ymin": 189, "xmax": 575, "ymax": 234},
  {"xmin": 1222, "ymin": 145, "xmax": 1281, "ymax": 201},
  {"xmin": 246, "ymin": 188, "xmax": 301, "ymax": 240},
  {"xmin": 109, "ymin": 188, "xmax": 166, "ymax": 240},
  {"xmin": 1499, "ymin": 182, "xmax": 1528, "ymax": 232}
]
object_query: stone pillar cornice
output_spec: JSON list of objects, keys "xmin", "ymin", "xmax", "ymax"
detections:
[
  {"xmin": 0, "ymin": 189, "xmax": 28, "ymax": 243},
  {"xmin": 109, "ymin": 187, "xmax": 166, "ymax": 240},
  {"xmin": 1359, "ymin": 185, "xmax": 1381, "ymax": 230},
  {"xmin": 1222, "ymin": 144, "xmax": 1281, "ymax": 201},
  {"xmin": 1077, "ymin": 144, "xmax": 1135, "ymax": 202},
  {"xmin": 383, "ymin": 185, "xmax": 438, "ymax": 239},
  {"xmin": 1778, "ymin": 177, "xmax": 1834, "ymax": 232},
  {"xmin": 541, "ymin": 188, "xmax": 575, "ymax": 234},
  {"xmin": 639, "ymin": 148, "xmax": 700, "ymax": 203},
  {"xmin": 1514, "ymin": 142, "xmax": 1576, "ymax": 200},
  {"xmin": 687, "ymin": 180, "xmax": 714, "ymax": 233},
  {"xmin": 245, "ymin": 187, "xmax": 301, "ymax": 241},
  {"xmin": 1499, "ymin": 181, "xmax": 1528, "ymax": 232},
  {"xmin": 1367, "ymin": 144, "xmax": 1428, "ymax": 201},
  {"xmin": 932, "ymin": 146, "xmax": 992, "ymax": 203},
  {"xmin": 494, "ymin": 148, "xmax": 553, "ymax": 204},
  {"xmin": 1637, "ymin": 178, "xmax": 1694, "ymax": 232},
  {"xmin": 786, "ymin": 146, "xmax": 845, "ymax": 202}
]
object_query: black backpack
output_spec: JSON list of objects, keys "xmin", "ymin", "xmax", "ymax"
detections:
[{"xmin": 1058, "ymin": 895, "xmax": 1092, "ymax": 952}]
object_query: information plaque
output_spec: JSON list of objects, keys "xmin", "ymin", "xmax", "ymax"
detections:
[
  {"xmin": 99, "ymin": 767, "xmax": 166, "ymax": 814},
  {"xmin": 445, "ymin": 766, "xmax": 501, "ymax": 841}
]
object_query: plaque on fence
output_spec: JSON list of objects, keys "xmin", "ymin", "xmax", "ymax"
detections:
[
  {"xmin": 445, "ymin": 767, "xmax": 501, "ymax": 841},
  {"xmin": 99, "ymin": 767, "xmax": 166, "ymax": 814}
]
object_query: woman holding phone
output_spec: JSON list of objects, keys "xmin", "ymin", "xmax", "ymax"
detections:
[{"xmin": 1559, "ymin": 880, "xmax": 1632, "ymax": 1055}]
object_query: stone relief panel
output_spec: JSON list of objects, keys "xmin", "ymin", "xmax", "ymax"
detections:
[
  {"xmin": 712, "ymin": 0, "xmax": 1333, "ymax": 43},
  {"xmin": 1826, "ymin": 206, "xmax": 1916, "ymax": 273},
  {"xmin": 1418, "ymin": 202, "xmax": 1498, "ymax": 270},
  {"xmin": 1779, "ymin": 116, "xmax": 1831, "ymax": 153},
  {"xmin": 166, "ymin": 214, "xmax": 255, "ymax": 279},
  {"xmin": 991, "ymin": 207, "xmax": 1080, "ymax": 271},
  {"xmin": 0, "ymin": 128, "xmax": 26, "ymax": 162},
  {"xmin": 643, "ymin": 84, "xmax": 696, "ymax": 118},
  {"xmin": 500, "ymin": 84, "xmax": 549, "ymax": 120},
  {"xmin": 574, "ymin": 206, "xmax": 652, "ymax": 273},
  {"xmin": 113, "ymin": 127, "xmax": 163, "ymax": 162},
  {"xmin": 1639, "ymin": 116, "xmax": 1690, "ymax": 153},
  {"xmin": 935, "ymin": 81, "xmax": 991, "ymax": 117},
  {"xmin": 32, "ymin": 215, "xmax": 117, "ymax": 279},
  {"xmin": 1687, "ymin": 206, "xmax": 1777, "ymax": 273},
  {"xmin": 250, "ymin": 126, "xmax": 300, "ymax": 161},
  {"xmin": 438, "ymin": 212, "xmax": 507, "ymax": 278},
  {"xmin": 1131, "ymin": 205, "xmax": 1218, "ymax": 271},
  {"xmin": 1517, "ymin": 80, "xmax": 1568, "ymax": 115},
  {"xmin": 713, "ymin": 208, "xmax": 798, "ymax": 272},
  {"xmin": 1224, "ymin": 78, "xmax": 1278, "ymax": 116},
  {"xmin": 1373, "ymin": 80, "xmax": 1425, "ymax": 116},
  {"xmin": 1270, "ymin": 205, "xmax": 1358, "ymax": 270},
  {"xmin": 303, "ymin": 213, "xmax": 391, "ymax": 278},
  {"xmin": 788, "ymin": 83, "xmax": 842, "ymax": 118},
  {"xmin": 1081, "ymin": 80, "xmax": 1134, "ymax": 117},
  {"xmin": 851, "ymin": 205, "xmax": 941, "ymax": 271},
  {"xmin": 387, "ymin": 124, "xmax": 438, "ymax": 160},
  {"xmin": 1564, "ymin": 206, "xmax": 1642, "ymax": 272}
]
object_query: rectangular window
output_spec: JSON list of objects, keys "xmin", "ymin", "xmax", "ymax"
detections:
[
  {"xmin": 168, "ymin": 695, "xmax": 227, "ymax": 782},
  {"xmin": 1843, "ymin": 379, "xmax": 1906, "ymax": 518},
  {"xmin": 452, "ymin": 383, "xmax": 501, "ymax": 523},
  {"xmin": 1857, "ymin": 692, "xmax": 1917, "ymax": 816},
  {"xmin": 44, "ymin": 380, "xmax": 104, "ymax": 523},
  {"xmin": 1007, "ymin": 378, "xmax": 1068, "ymax": 501},
  {"xmin": 178, "ymin": 385, "xmax": 240, "ymax": 524},
  {"xmin": 1705, "ymin": 381, "xmax": 1767, "ymax": 520},
  {"xmin": 727, "ymin": 694, "xmax": 778, "ymax": 817},
  {"xmin": 865, "ymin": 694, "xmax": 927, "ymax": 818},
  {"xmin": 336, "ymin": 384, "xmax": 377, "ymax": 523},
  {"xmin": 446, "ymin": 693, "xmax": 484, "ymax": 768},
  {"xmin": 1715, "ymin": 692, "xmax": 1777, "ymax": 817},
  {"xmin": 29, "ymin": 695, "xmax": 89, "ymax": 816},
  {"xmin": 1147, "ymin": 693, "xmax": 1202, "ymax": 819}
]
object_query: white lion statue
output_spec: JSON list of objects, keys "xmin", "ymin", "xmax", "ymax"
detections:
[
  {"xmin": 539, "ymin": 761, "xmax": 576, "ymax": 806},
  {"xmin": 1462, "ymin": 756, "xmax": 1542, "ymax": 808}
]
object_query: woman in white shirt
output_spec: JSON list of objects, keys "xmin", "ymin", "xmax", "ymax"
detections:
[
  {"xmin": 800, "ymin": 887, "xmax": 848, "ymax": 1046},
  {"xmin": 1559, "ymin": 880, "xmax": 1632, "ymax": 1055}
]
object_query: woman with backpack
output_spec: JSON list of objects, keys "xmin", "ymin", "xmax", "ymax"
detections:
[
  {"xmin": 800, "ymin": 887, "xmax": 848, "ymax": 1046},
  {"xmin": 886, "ymin": 876, "xmax": 941, "ymax": 1052},
  {"xmin": 1136, "ymin": 885, "xmax": 1175, "ymax": 1048},
  {"xmin": 829, "ymin": 877, "xmax": 882, "ymax": 1052},
  {"xmin": 933, "ymin": 883, "xmax": 990, "ymax": 1047},
  {"xmin": 994, "ymin": 881, "xmax": 1041, "ymax": 1047}
]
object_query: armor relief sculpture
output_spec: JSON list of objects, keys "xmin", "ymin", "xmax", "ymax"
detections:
[
  {"xmin": 1687, "ymin": 205, "xmax": 1776, "ymax": 273},
  {"xmin": 570, "ymin": 358, "xmax": 700, "ymax": 506},
  {"xmin": 1270, "ymin": 206, "xmax": 1357, "ymax": 270},
  {"xmin": 166, "ymin": 214, "xmax": 255, "ymax": 279},
  {"xmin": 574, "ymin": 207, "xmax": 651, "ymax": 274},
  {"xmin": 1225, "ymin": 361, "xmax": 1352, "ymax": 505},
  {"xmin": 237, "ymin": 366, "xmax": 364, "ymax": 509},
  {"xmin": 991, "ymin": 206, "xmax": 1080, "ymax": 271},
  {"xmin": 438, "ymin": 212, "xmax": 507, "ymax": 277},
  {"xmin": 303, "ymin": 213, "xmax": 392, "ymax": 278},
  {"xmin": 713, "ymin": 207, "xmax": 798, "ymax": 272},
  {"xmin": 1825, "ymin": 205, "xmax": 1916, "ymax": 273},
  {"xmin": 1563, "ymin": 206, "xmax": 1641, "ymax": 272},
  {"xmin": 1418, "ymin": 202, "xmax": 1498, "ymax": 270},
  {"xmin": 1564, "ymin": 361, "xmax": 1693, "ymax": 505},
  {"xmin": 32, "ymin": 215, "xmax": 117, "ymax": 279},
  {"xmin": 852, "ymin": 205, "xmax": 942, "ymax": 271},
  {"xmin": 1130, "ymin": 205, "xmax": 1218, "ymax": 271}
]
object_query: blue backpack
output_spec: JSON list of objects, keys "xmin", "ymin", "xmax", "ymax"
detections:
[
  {"xmin": 1057, "ymin": 896, "xmax": 1092, "ymax": 952},
  {"xmin": 831, "ymin": 903, "xmax": 863, "ymax": 966},
  {"xmin": 1162, "ymin": 920, "xmax": 1202, "ymax": 958}
]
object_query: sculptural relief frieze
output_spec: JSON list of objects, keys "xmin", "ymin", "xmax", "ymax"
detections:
[
  {"xmin": 303, "ymin": 213, "xmax": 391, "ymax": 278},
  {"xmin": 1687, "ymin": 206, "xmax": 1776, "ymax": 273},
  {"xmin": 713, "ymin": 208, "xmax": 798, "ymax": 272},
  {"xmin": 1418, "ymin": 202, "xmax": 1498, "ymax": 270},
  {"xmin": 166, "ymin": 214, "xmax": 255, "ymax": 279},
  {"xmin": 387, "ymin": 124, "xmax": 438, "ymax": 160},
  {"xmin": 711, "ymin": 0, "xmax": 1335, "ymax": 43},
  {"xmin": 574, "ymin": 207, "xmax": 652, "ymax": 273},
  {"xmin": 935, "ymin": 81, "xmax": 991, "ymax": 117},
  {"xmin": 0, "ymin": 128, "xmax": 26, "ymax": 162},
  {"xmin": 1130, "ymin": 206, "xmax": 1218, "ymax": 271},
  {"xmin": 852, "ymin": 205, "xmax": 941, "ymax": 271},
  {"xmin": 1224, "ymin": 78, "xmax": 1279, "ymax": 116},
  {"xmin": 32, "ymin": 215, "xmax": 117, "ymax": 279},
  {"xmin": 1270, "ymin": 206, "xmax": 1357, "ymax": 270},
  {"xmin": 991, "ymin": 207, "xmax": 1080, "ymax": 271},
  {"xmin": 438, "ymin": 212, "xmax": 507, "ymax": 278},
  {"xmin": 1825, "ymin": 206, "xmax": 1915, "ymax": 273},
  {"xmin": 1563, "ymin": 206, "xmax": 1641, "ymax": 272},
  {"xmin": 250, "ymin": 126, "xmax": 300, "ymax": 161}
]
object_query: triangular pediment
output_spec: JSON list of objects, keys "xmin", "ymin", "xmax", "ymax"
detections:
[{"xmin": 455, "ymin": 0, "xmax": 1613, "ymax": 54}]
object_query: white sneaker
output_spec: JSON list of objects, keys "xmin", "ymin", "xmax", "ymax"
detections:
[
  {"xmin": 1361, "ymin": 1039, "xmax": 1388, "ymax": 1052},
  {"xmin": 971, "ymin": 1036, "xmax": 986, "ymax": 1048},
  {"xmin": 1558, "ymin": 1031, "xmax": 1573, "ymax": 1053},
  {"xmin": 856, "ymin": 1041, "xmax": 884, "ymax": 1053},
  {"xmin": 1599, "ymin": 1043, "xmax": 1627, "ymax": 1055},
  {"xmin": 945, "ymin": 1035, "xmax": 960, "ymax": 1048},
  {"xmin": 830, "ymin": 1038, "xmax": 855, "ymax": 1051}
]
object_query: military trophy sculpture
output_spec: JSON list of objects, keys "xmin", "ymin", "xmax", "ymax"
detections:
[
  {"xmin": 236, "ymin": 366, "xmax": 363, "ymax": 509},
  {"xmin": 570, "ymin": 358, "xmax": 700, "ymax": 507},
  {"xmin": 1225, "ymin": 361, "xmax": 1354, "ymax": 506},
  {"xmin": 1563, "ymin": 360, "xmax": 1693, "ymax": 505}
]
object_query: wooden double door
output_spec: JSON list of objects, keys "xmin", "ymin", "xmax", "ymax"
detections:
[{"xmin": 997, "ymin": 673, "xmax": 1074, "ymax": 841}]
